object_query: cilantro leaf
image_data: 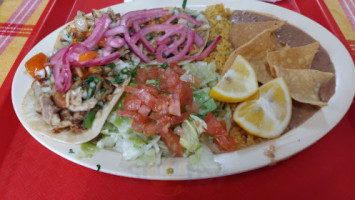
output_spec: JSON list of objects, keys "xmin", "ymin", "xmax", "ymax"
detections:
[
  {"xmin": 96, "ymin": 164, "xmax": 101, "ymax": 171},
  {"xmin": 182, "ymin": 0, "xmax": 187, "ymax": 9}
]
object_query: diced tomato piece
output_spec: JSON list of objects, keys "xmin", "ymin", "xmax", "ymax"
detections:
[
  {"xmin": 123, "ymin": 94, "xmax": 141, "ymax": 111},
  {"xmin": 138, "ymin": 84, "xmax": 159, "ymax": 97},
  {"xmin": 138, "ymin": 89, "xmax": 158, "ymax": 109},
  {"xmin": 159, "ymin": 69, "xmax": 180, "ymax": 93},
  {"xmin": 168, "ymin": 95, "xmax": 181, "ymax": 116},
  {"xmin": 149, "ymin": 112, "xmax": 165, "ymax": 121},
  {"xmin": 136, "ymin": 68, "xmax": 148, "ymax": 84},
  {"xmin": 169, "ymin": 63, "xmax": 186, "ymax": 75},
  {"xmin": 160, "ymin": 129, "xmax": 183, "ymax": 157},
  {"xmin": 204, "ymin": 113, "xmax": 237, "ymax": 152},
  {"xmin": 138, "ymin": 105, "xmax": 151, "ymax": 116},
  {"xmin": 153, "ymin": 103, "xmax": 169, "ymax": 114},
  {"xmin": 124, "ymin": 85, "xmax": 139, "ymax": 94},
  {"xmin": 142, "ymin": 121, "xmax": 158, "ymax": 136},
  {"xmin": 153, "ymin": 95, "xmax": 169, "ymax": 114},
  {"xmin": 135, "ymin": 114, "xmax": 150, "ymax": 123},
  {"xmin": 214, "ymin": 134, "xmax": 236, "ymax": 152},
  {"xmin": 148, "ymin": 67, "xmax": 163, "ymax": 79},
  {"xmin": 166, "ymin": 71, "xmax": 180, "ymax": 89},
  {"xmin": 149, "ymin": 113, "xmax": 161, "ymax": 121},
  {"xmin": 131, "ymin": 118, "xmax": 144, "ymax": 133},
  {"xmin": 171, "ymin": 112, "xmax": 190, "ymax": 125},
  {"xmin": 116, "ymin": 110, "xmax": 138, "ymax": 118},
  {"xmin": 116, "ymin": 110, "xmax": 150, "ymax": 123},
  {"xmin": 179, "ymin": 82, "xmax": 193, "ymax": 107},
  {"xmin": 156, "ymin": 115, "xmax": 172, "ymax": 125}
]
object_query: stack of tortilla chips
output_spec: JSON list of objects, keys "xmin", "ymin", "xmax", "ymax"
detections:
[{"xmin": 226, "ymin": 20, "xmax": 334, "ymax": 106}]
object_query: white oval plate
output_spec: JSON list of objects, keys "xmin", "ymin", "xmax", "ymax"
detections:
[{"xmin": 12, "ymin": 0, "xmax": 355, "ymax": 180}]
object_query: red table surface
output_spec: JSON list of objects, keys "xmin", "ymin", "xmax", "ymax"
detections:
[{"xmin": 1, "ymin": 0, "xmax": 354, "ymax": 199}]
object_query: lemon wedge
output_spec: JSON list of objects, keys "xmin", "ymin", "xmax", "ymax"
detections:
[
  {"xmin": 233, "ymin": 77, "xmax": 292, "ymax": 138},
  {"xmin": 210, "ymin": 55, "xmax": 258, "ymax": 103}
]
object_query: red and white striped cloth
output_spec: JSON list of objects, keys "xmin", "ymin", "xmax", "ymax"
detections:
[
  {"xmin": 0, "ymin": 0, "xmax": 42, "ymax": 55},
  {"xmin": 338, "ymin": 0, "xmax": 355, "ymax": 56}
]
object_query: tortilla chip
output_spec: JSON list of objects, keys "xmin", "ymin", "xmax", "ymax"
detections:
[
  {"xmin": 274, "ymin": 67, "xmax": 334, "ymax": 106},
  {"xmin": 230, "ymin": 20, "xmax": 286, "ymax": 49},
  {"xmin": 223, "ymin": 30, "xmax": 281, "ymax": 84},
  {"xmin": 268, "ymin": 42, "xmax": 320, "ymax": 76},
  {"xmin": 21, "ymin": 78, "xmax": 130, "ymax": 144}
]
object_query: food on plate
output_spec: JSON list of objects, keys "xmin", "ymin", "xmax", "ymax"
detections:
[
  {"xmin": 233, "ymin": 77, "xmax": 292, "ymax": 138},
  {"xmin": 228, "ymin": 9, "xmax": 335, "ymax": 146},
  {"xmin": 210, "ymin": 55, "xmax": 258, "ymax": 103},
  {"xmin": 21, "ymin": 3, "xmax": 336, "ymax": 171},
  {"xmin": 202, "ymin": 4, "xmax": 233, "ymax": 73},
  {"xmin": 267, "ymin": 42, "xmax": 320, "ymax": 72},
  {"xmin": 273, "ymin": 67, "xmax": 334, "ymax": 106},
  {"xmin": 223, "ymin": 29, "xmax": 280, "ymax": 84},
  {"xmin": 229, "ymin": 20, "xmax": 285, "ymax": 49}
]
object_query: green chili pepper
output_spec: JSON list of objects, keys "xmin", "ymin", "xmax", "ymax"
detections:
[{"xmin": 82, "ymin": 106, "xmax": 100, "ymax": 129}]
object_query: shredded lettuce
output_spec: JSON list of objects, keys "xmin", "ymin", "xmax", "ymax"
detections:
[
  {"xmin": 97, "ymin": 108, "xmax": 164, "ymax": 166},
  {"xmin": 216, "ymin": 104, "xmax": 232, "ymax": 132},
  {"xmin": 180, "ymin": 115, "xmax": 207, "ymax": 156},
  {"xmin": 189, "ymin": 115, "xmax": 207, "ymax": 134},
  {"xmin": 182, "ymin": 62, "xmax": 219, "ymax": 88},
  {"xmin": 193, "ymin": 87, "xmax": 217, "ymax": 117},
  {"xmin": 180, "ymin": 120, "xmax": 201, "ymax": 154},
  {"xmin": 188, "ymin": 144, "xmax": 221, "ymax": 173}
]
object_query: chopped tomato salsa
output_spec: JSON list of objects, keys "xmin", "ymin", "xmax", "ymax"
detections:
[{"xmin": 116, "ymin": 63, "xmax": 197, "ymax": 156}]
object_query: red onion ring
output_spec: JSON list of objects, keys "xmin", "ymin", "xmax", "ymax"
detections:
[
  {"xmin": 194, "ymin": 32, "xmax": 204, "ymax": 48},
  {"xmin": 120, "ymin": 8, "xmax": 167, "ymax": 26},
  {"xmin": 105, "ymin": 25, "xmax": 126, "ymax": 37},
  {"xmin": 164, "ymin": 13, "xmax": 201, "ymax": 27},
  {"xmin": 53, "ymin": 47, "xmax": 72, "ymax": 92},
  {"xmin": 185, "ymin": 35, "xmax": 222, "ymax": 60},
  {"xmin": 82, "ymin": 14, "xmax": 112, "ymax": 50},
  {"xmin": 156, "ymin": 30, "xmax": 195, "ymax": 63}
]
